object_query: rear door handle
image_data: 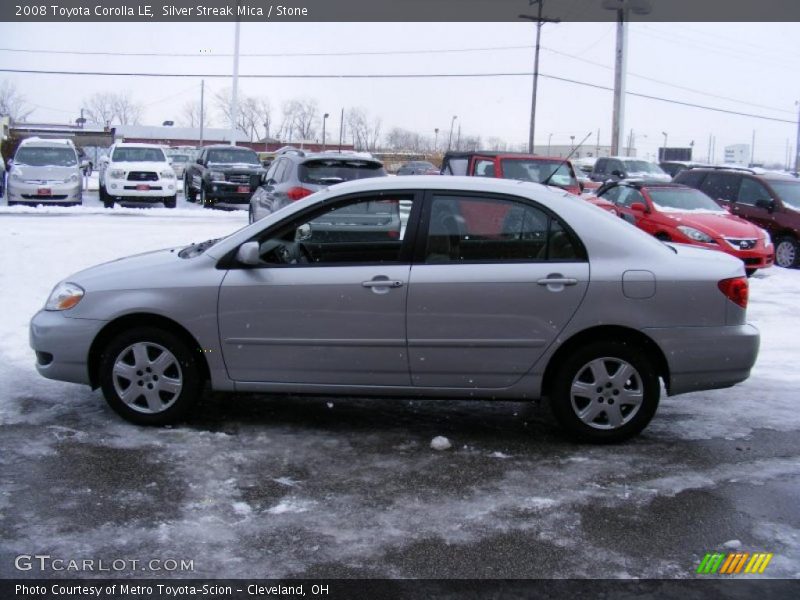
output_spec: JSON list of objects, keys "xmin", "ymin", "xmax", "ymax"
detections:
[
  {"xmin": 362, "ymin": 280, "xmax": 404, "ymax": 288},
  {"xmin": 537, "ymin": 277, "xmax": 578, "ymax": 286}
]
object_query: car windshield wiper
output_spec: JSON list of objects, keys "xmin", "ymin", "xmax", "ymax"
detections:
[{"xmin": 178, "ymin": 238, "xmax": 220, "ymax": 258}]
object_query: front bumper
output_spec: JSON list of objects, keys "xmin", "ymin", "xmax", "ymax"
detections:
[
  {"xmin": 643, "ymin": 323, "xmax": 760, "ymax": 396},
  {"xmin": 29, "ymin": 310, "xmax": 107, "ymax": 385},
  {"xmin": 206, "ymin": 181, "xmax": 254, "ymax": 204},
  {"xmin": 8, "ymin": 181, "xmax": 82, "ymax": 203},
  {"xmin": 106, "ymin": 179, "xmax": 177, "ymax": 199}
]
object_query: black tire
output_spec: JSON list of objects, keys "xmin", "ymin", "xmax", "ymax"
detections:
[
  {"xmin": 774, "ymin": 236, "xmax": 798, "ymax": 269},
  {"xmin": 184, "ymin": 176, "xmax": 197, "ymax": 202},
  {"xmin": 248, "ymin": 205, "xmax": 255, "ymax": 224},
  {"xmin": 655, "ymin": 232, "xmax": 671, "ymax": 242},
  {"xmin": 164, "ymin": 196, "xmax": 177, "ymax": 209},
  {"xmin": 745, "ymin": 268, "xmax": 757, "ymax": 278},
  {"xmin": 98, "ymin": 327, "xmax": 203, "ymax": 426},
  {"xmin": 549, "ymin": 340, "xmax": 660, "ymax": 443},
  {"xmin": 201, "ymin": 185, "xmax": 214, "ymax": 209},
  {"xmin": 100, "ymin": 185, "xmax": 114, "ymax": 209}
]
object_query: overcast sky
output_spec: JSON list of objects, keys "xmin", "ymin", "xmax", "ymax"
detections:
[{"xmin": 1, "ymin": 21, "xmax": 799, "ymax": 164}]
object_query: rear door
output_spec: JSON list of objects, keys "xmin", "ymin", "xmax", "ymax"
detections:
[
  {"xmin": 469, "ymin": 156, "xmax": 497, "ymax": 177},
  {"xmin": 699, "ymin": 172, "xmax": 741, "ymax": 210},
  {"xmin": 734, "ymin": 177, "xmax": 778, "ymax": 231},
  {"xmin": 406, "ymin": 191, "xmax": 589, "ymax": 388}
]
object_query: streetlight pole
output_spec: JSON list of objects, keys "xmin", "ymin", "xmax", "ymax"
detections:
[
  {"xmin": 603, "ymin": 0, "xmax": 651, "ymax": 156},
  {"xmin": 434, "ymin": 128, "xmax": 439, "ymax": 153},
  {"xmin": 322, "ymin": 113, "xmax": 329, "ymax": 150},
  {"xmin": 547, "ymin": 132, "xmax": 553, "ymax": 155},
  {"xmin": 795, "ymin": 100, "xmax": 800, "ymax": 173},
  {"xmin": 570, "ymin": 135, "xmax": 576, "ymax": 153},
  {"xmin": 661, "ymin": 131, "xmax": 668, "ymax": 161},
  {"xmin": 520, "ymin": 2, "xmax": 560, "ymax": 155},
  {"xmin": 230, "ymin": 19, "xmax": 241, "ymax": 146},
  {"xmin": 447, "ymin": 116, "xmax": 457, "ymax": 151}
]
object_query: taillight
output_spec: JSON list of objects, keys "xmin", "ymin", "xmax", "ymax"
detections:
[
  {"xmin": 287, "ymin": 186, "xmax": 313, "ymax": 201},
  {"xmin": 718, "ymin": 277, "xmax": 748, "ymax": 308}
]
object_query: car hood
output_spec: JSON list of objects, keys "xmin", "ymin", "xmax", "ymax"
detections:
[
  {"xmin": 662, "ymin": 211, "xmax": 763, "ymax": 238},
  {"xmin": 110, "ymin": 161, "xmax": 171, "ymax": 172},
  {"xmin": 12, "ymin": 165, "xmax": 77, "ymax": 180},
  {"xmin": 64, "ymin": 247, "xmax": 186, "ymax": 291}
]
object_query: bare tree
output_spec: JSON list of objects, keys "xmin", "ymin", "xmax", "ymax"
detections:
[
  {"xmin": 180, "ymin": 100, "xmax": 211, "ymax": 129},
  {"xmin": 84, "ymin": 91, "xmax": 142, "ymax": 126},
  {"xmin": 279, "ymin": 98, "xmax": 319, "ymax": 141},
  {"xmin": 214, "ymin": 87, "xmax": 250, "ymax": 138},
  {"xmin": 0, "ymin": 80, "xmax": 33, "ymax": 122},
  {"xmin": 346, "ymin": 108, "xmax": 382, "ymax": 151},
  {"xmin": 213, "ymin": 88, "xmax": 274, "ymax": 142}
]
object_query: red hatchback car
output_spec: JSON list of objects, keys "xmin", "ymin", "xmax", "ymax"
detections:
[{"xmin": 595, "ymin": 181, "xmax": 774, "ymax": 276}]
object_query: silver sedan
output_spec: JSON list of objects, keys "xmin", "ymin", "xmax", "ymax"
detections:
[{"xmin": 30, "ymin": 176, "xmax": 759, "ymax": 442}]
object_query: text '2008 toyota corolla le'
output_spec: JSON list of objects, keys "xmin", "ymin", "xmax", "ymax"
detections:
[{"xmin": 30, "ymin": 176, "xmax": 759, "ymax": 442}]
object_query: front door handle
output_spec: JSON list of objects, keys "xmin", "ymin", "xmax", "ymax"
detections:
[
  {"xmin": 362, "ymin": 280, "xmax": 404, "ymax": 288},
  {"xmin": 536, "ymin": 277, "xmax": 578, "ymax": 286}
]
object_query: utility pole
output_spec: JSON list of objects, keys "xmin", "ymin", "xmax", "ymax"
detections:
[
  {"xmin": 456, "ymin": 123, "xmax": 462, "ymax": 151},
  {"xmin": 520, "ymin": 2, "xmax": 560, "ymax": 154},
  {"xmin": 199, "ymin": 79, "xmax": 205, "ymax": 145},
  {"xmin": 434, "ymin": 128, "xmax": 439, "ymax": 153},
  {"xmin": 751, "ymin": 129, "xmax": 756, "ymax": 167},
  {"xmin": 794, "ymin": 101, "xmax": 800, "ymax": 172},
  {"xmin": 627, "ymin": 129, "xmax": 634, "ymax": 156},
  {"xmin": 707, "ymin": 133, "xmax": 712, "ymax": 163},
  {"xmin": 338, "ymin": 107, "xmax": 344, "ymax": 152},
  {"xmin": 322, "ymin": 113, "xmax": 329, "ymax": 150},
  {"xmin": 447, "ymin": 115, "xmax": 457, "ymax": 151},
  {"xmin": 230, "ymin": 20, "xmax": 241, "ymax": 146},
  {"xmin": 596, "ymin": 129, "xmax": 600, "ymax": 156}
]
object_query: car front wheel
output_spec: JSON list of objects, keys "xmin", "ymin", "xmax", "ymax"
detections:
[
  {"xmin": 550, "ymin": 341, "xmax": 660, "ymax": 443},
  {"xmin": 200, "ymin": 185, "xmax": 214, "ymax": 209},
  {"xmin": 184, "ymin": 177, "xmax": 196, "ymax": 202},
  {"xmin": 774, "ymin": 237, "xmax": 798, "ymax": 268},
  {"xmin": 99, "ymin": 327, "xmax": 203, "ymax": 425}
]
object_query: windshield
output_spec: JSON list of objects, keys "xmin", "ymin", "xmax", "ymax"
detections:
[
  {"xmin": 112, "ymin": 147, "xmax": 166, "ymax": 162},
  {"xmin": 169, "ymin": 154, "xmax": 190, "ymax": 162},
  {"xmin": 207, "ymin": 149, "xmax": 260, "ymax": 165},
  {"xmin": 14, "ymin": 147, "xmax": 77, "ymax": 167},
  {"xmin": 770, "ymin": 181, "xmax": 800, "ymax": 210},
  {"xmin": 648, "ymin": 188, "xmax": 725, "ymax": 212},
  {"xmin": 622, "ymin": 160, "xmax": 667, "ymax": 175},
  {"xmin": 500, "ymin": 159, "xmax": 578, "ymax": 187},
  {"xmin": 299, "ymin": 159, "xmax": 386, "ymax": 185}
]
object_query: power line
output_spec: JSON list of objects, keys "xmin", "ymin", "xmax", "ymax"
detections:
[{"xmin": 1, "ymin": 66, "xmax": 796, "ymax": 125}]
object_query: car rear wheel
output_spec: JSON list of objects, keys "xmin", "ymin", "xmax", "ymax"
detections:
[
  {"xmin": 774, "ymin": 237, "xmax": 798, "ymax": 268},
  {"xmin": 164, "ymin": 196, "xmax": 177, "ymax": 209},
  {"xmin": 550, "ymin": 341, "xmax": 660, "ymax": 443},
  {"xmin": 99, "ymin": 327, "xmax": 203, "ymax": 425},
  {"xmin": 184, "ymin": 177, "xmax": 196, "ymax": 202}
]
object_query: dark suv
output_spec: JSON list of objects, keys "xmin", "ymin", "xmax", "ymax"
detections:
[
  {"xmin": 184, "ymin": 145, "xmax": 265, "ymax": 208},
  {"xmin": 674, "ymin": 167, "xmax": 800, "ymax": 268},
  {"xmin": 249, "ymin": 148, "xmax": 389, "ymax": 224}
]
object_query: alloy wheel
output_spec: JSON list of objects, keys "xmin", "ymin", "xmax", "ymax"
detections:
[
  {"xmin": 569, "ymin": 357, "xmax": 644, "ymax": 430},
  {"xmin": 111, "ymin": 342, "xmax": 183, "ymax": 414}
]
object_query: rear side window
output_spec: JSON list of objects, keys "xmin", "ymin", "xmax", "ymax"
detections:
[
  {"xmin": 594, "ymin": 159, "xmax": 607, "ymax": 174},
  {"xmin": 700, "ymin": 173, "xmax": 740, "ymax": 202},
  {"xmin": 674, "ymin": 170, "xmax": 706, "ymax": 188},
  {"xmin": 299, "ymin": 159, "xmax": 385, "ymax": 185},
  {"xmin": 443, "ymin": 157, "xmax": 468, "ymax": 175},
  {"xmin": 424, "ymin": 194, "xmax": 584, "ymax": 263}
]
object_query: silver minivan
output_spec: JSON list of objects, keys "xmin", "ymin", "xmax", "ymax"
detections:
[{"xmin": 7, "ymin": 138, "xmax": 83, "ymax": 205}]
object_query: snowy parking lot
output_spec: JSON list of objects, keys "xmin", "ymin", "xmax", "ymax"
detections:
[{"xmin": 1, "ymin": 193, "xmax": 799, "ymax": 579}]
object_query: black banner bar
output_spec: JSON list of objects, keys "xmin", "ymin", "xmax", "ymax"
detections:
[{"xmin": 3, "ymin": 0, "xmax": 800, "ymax": 23}]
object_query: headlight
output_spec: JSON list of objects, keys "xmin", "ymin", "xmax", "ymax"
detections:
[
  {"xmin": 11, "ymin": 172, "xmax": 22, "ymax": 181},
  {"xmin": 160, "ymin": 170, "xmax": 176, "ymax": 179},
  {"xmin": 677, "ymin": 226, "xmax": 714, "ymax": 243},
  {"xmin": 45, "ymin": 282, "xmax": 85, "ymax": 311},
  {"xmin": 209, "ymin": 170, "xmax": 226, "ymax": 181},
  {"xmin": 65, "ymin": 174, "xmax": 80, "ymax": 183},
  {"xmin": 109, "ymin": 169, "xmax": 125, "ymax": 179}
]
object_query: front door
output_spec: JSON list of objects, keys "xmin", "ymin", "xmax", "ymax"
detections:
[
  {"xmin": 218, "ymin": 193, "xmax": 419, "ymax": 385},
  {"xmin": 406, "ymin": 192, "xmax": 589, "ymax": 388}
]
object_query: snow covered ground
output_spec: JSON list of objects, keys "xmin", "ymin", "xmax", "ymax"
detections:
[{"xmin": 1, "ymin": 196, "xmax": 799, "ymax": 579}]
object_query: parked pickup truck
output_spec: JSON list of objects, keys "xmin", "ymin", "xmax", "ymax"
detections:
[
  {"xmin": 183, "ymin": 145, "xmax": 266, "ymax": 208},
  {"xmin": 440, "ymin": 151, "xmax": 583, "ymax": 195}
]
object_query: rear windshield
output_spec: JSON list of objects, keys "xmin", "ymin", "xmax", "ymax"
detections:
[
  {"xmin": 500, "ymin": 159, "xmax": 578, "ymax": 187},
  {"xmin": 207, "ymin": 149, "xmax": 260, "ymax": 165},
  {"xmin": 770, "ymin": 181, "xmax": 800, "ymax": 210},
  {"xmin": 15, "ymin": 147, "xmax": 77, "ymax": 167},
  {"xmin": 112, "ymin": 147, "xmax": 166, "ymax": 162},
  {"xmin": 169, "ymin": 154, "xmax": 190, "ymax": 162},
  {"xmin": 299, "ymin": 159, "xmax": 386, "ymax": 185},
  {"xmin": 622, "ymin": 160, "xmax": 667, "ymax": 175},
  {"xmin": 648, "ymin": 188, "xmax": 725, "ymax": 212}
]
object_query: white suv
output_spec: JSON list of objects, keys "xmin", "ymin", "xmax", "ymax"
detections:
[{"xmin": 99, "ymin": 143, "xmax": 177, "ymax": 208}]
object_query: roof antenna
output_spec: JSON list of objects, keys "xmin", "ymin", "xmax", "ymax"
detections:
[{"xmin": 541, "ymin": 131, "xmax": 592, "ymax": 187}]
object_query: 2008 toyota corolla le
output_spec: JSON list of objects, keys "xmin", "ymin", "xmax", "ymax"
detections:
[{"xmin": 30, "ymin": 176, "xmax": 760, "ymax": 442}]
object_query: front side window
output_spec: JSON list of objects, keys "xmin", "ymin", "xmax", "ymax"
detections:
[
  {"xmin": 700, "ymin": 173, "xmax": 740, "ymax": 202},
  {"xmin": 616, "ymin": 188, "xmax": 646, "ymax": 208},
  {"xmin": 737, "ymin": 178, "xmax": 772, "ymax": 206},
  {"xmin": 474, "ymin": 159, "xmax": 496, "ymax": 177},
  {"xmin": 112, "ymin": 147, "xmax": 166, "ymax": 163},
  {"xmin": 15, "ymin": 147, "xmax": 78, "ymax": 167},
  {"xmin": 253, "ymin": 195, "xmax": 413, "ymax": 266},
  {"xmin": 424, "ymin": 194, "xmax": 583, "ymax": 263},
  {"xmin": 769, "ymin": 180, "xmax": 800, "ymax": 210}
]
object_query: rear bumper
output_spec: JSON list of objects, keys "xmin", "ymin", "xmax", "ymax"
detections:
[{"xmin": 643, "ymin": 324, "xmax": 760, "ymax": 395}]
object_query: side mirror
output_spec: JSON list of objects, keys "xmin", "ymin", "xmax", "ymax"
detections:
[
  {"xmin": 196, "ymin": 158, "xmax": 204, "ymax": 165},
  {"xmin": 236, "ymin": 241, "xmax": 260, "ymax": 265},
  {"xmin": 261, "ymin": 160, "xmax": 272, "ymax": 168},
  {"xmin": 295, "ymin": 223, "xmax": 312, "ymax": 241},
  {"xmin": 755, "ymin": 198, "xmax": 775, "ymax": 212},
  {"xmin": 630, "ymin": 202, "xmax": 647, "ymax": 213}
]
